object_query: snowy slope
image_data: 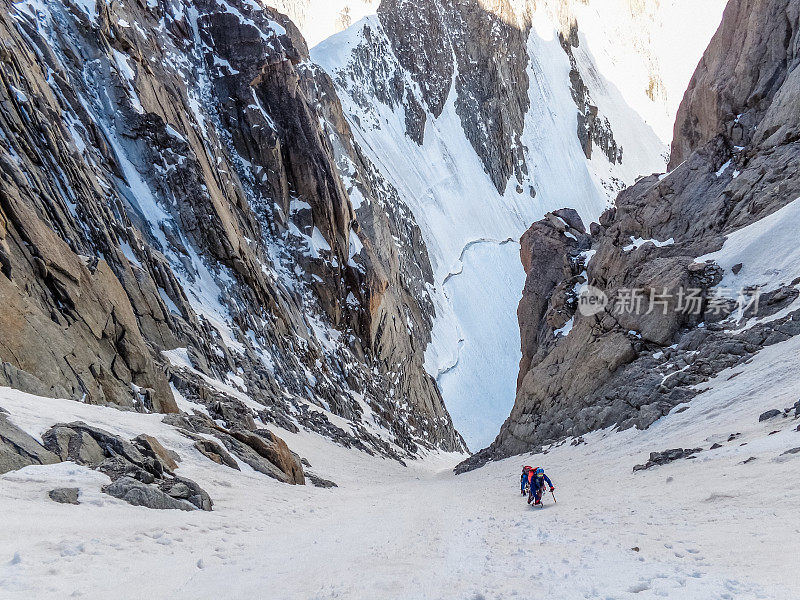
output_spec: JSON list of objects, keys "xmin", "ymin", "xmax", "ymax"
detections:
[
  {"xmin": 698, "ymin": 196, "xmax": 800, "ymax": 293},
  {"xmin": 311, "ymin": 4, "xmax": 684, "ymax": 449},
  {"xmin": 270, "ymin": 0, "xmax": 377, "ymax": 47},
  {"xmin": 2, "ymin": 325, "xmax": 799, "ymax": 598},
  {"xmin": 572, "ymin": 0, "xmax": 728, "ymax": 143}
]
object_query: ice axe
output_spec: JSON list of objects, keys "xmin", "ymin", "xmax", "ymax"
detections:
[{"xmin": 550, "ymin": 489, "xmax": 557, "ymax": 503}]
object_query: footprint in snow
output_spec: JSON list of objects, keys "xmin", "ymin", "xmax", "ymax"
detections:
[{"xmin": 627, "ymin": 581, "xmax": 651, "ymax": 593}]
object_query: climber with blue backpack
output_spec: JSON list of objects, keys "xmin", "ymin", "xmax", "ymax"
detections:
[{"xmin": 526, "ymin": 467, "xmax": 554, "ymax": 506}]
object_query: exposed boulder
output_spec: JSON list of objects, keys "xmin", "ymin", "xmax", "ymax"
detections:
[
  {"xmin": 98, "ymin": 455, "xmax": 158, "ymax": 485},
  {"xmin": 103, "ymin": 477, "xmax": 195, "ymax": 511},
  {"xmin": 633, "ymin": 448, "xmax": 704, "ymax": 472},
  {"xmin": 158, "ymin": 476, "xmax": 213, "ymax": 511},
  {"xmin": 164, "ymin": 413, "xmax": 304, "ymax": 484},
  {"xmin": 43, "ymin": 423, "xmax": 184, "ymax": 480},
  {"xmin": 228, "ymin": 429, "xmax": 305, "ymax": 485},
  {"xmin": 48, "ymin": 487, "xmax": 80, "ymax": 505},
  {"xmin": 759, "ymin": 409, "xmax": 783, "ymax": 422},
  {"xmin": 305, "ymin": 472, "xmax": 338, "ymax": 488},
  {"xmin": 42, "ymin": 422, "xmax": 147, "ymax": 469},
  {"xmin": 193, "ymin": 439, "xmax": 240, "ymax": 470},
  {"xmin": 135, "ymin": 434, "xmax": 180, "ymax": 473},
  {"xmin": 0, "ymin": 412, "xmax": 60, "ymax": 474},
  {"xmin": 41, "ymin": 425, "xmax": 108, "ymax": 468},
  {"xmin": 37, "ymin": 420, "xmax": 213, "ymax": 510}
]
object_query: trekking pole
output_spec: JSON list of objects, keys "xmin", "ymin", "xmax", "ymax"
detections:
[{"xmin": 550, "ymin": 489, "xmax": 557, "ymax": 503}]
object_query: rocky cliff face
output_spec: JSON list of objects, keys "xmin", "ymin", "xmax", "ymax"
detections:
[
  {"xmin": 0, "ymin": 0, "xmax": 465, "ymax": 467},
  {"xmin": 459, "ymin": 0, "xmax": 800, "ymax": 470},
  {"xmin": 378, "ymin": 0, "xmax": 532, "ymax": 192},
  {"xmin": 670, "ymin": 0, "xmax": 800, "ymax": 169}
]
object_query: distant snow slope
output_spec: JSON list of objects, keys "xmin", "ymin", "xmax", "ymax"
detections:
[
  {"xmin": 2, "ymin": 325, "xmax": 799, "ymax": 598},
  {"xmin": 275, "ymin": 0, "xmax": 726, "ymax": 144},
  {"xmin": 270, "ymin": 0, "xmax": 377, "ymax": 47},
  {"xmin": 311, "ymin": 0, "xmax": 719, "ymax": 448},
  {"xmin": 572, "ymin": 0, "xmax": 727, "ymax": 142}
]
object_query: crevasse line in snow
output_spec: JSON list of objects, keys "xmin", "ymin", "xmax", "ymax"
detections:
[{"xmin": 442, "ymin": 237, "xmax": 518, "ymax": 286}]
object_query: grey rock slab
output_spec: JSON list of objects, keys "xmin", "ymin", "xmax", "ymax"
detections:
[
  {"xmin": 48, "ymin": 487, "xmax": 80, "ymax": 505},
  {"xmin": 103, "ymin": 477, "xmax": 194, "ymax": 511},
  {"xmin": 305, "ymin": 472, "xmax": 338, "ymax": 488},
  {"xmin": 0, "ymin": 413, "xmax": 60, "ymax": 474}
]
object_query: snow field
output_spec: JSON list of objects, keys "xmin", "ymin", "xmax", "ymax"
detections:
[{"xmin": 2, "ymin": 331, "xmax": 799, "ymax": 599}]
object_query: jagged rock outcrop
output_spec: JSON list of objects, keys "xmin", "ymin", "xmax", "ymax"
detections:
[
  {"xmin": 42, "ymin": 420, "xmax": 214, "ymax": 510},
  {"xmin": 0, "ymin": 0, "xmax": 465, "ymax": 462},
  {"xmin": 459, "ymin": 0, "xmax": 800, "ymax": 471},
  {"xmin": 331, "ymin": 0, "xmax": 629, "ymax": 196},
  {"xmin": 516, "ymin": 209, "xmax": 591, "ymax": 389},
  {"xmin": 0, "ymin": 409, "xmax": 59, "ymax": 474},
  {"xmin": 377, "ymin": 0, "xmax": 531, "ymax": 191},
  {"xmin": 163, "ymin": 412, "xmax": 306, "ymax": 484},
  {"xmin": 559, "ymin": 29, "xmax": 624, "ymax": 165},
  {"xmin": 670, "ymin": 0, "xmax": 800, "ymax": 168},
  {"xmin": 315, "ymin": 0, "xmax": 671, "ymax": 449}
]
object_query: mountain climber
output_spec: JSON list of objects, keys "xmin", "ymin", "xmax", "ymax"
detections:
[
  {"xmin": 527, "ymin": 467, "xmax": 554, "ymax": 506},
  {"xmin": 520, "ymin": 465, "xmax": 533, "ymax": 495}
]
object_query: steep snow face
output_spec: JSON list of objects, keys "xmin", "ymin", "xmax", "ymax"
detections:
[
  {"xmin": 311, "ymin": 0, "xmax": 714, "ymax": 448},
  {"xmin": 698, "ymin": 197, "xmax": 800, "ymax": 293},
  {"xmin": 270, "ymin": 0, "xmax": 377, "ymax": 47},
  {"xmin": 570, "ymin": 0, "xmax": 728, "ymax": 142},
  {"xmin": 280, "ymin": 0, "xmax": 727, "ymax": 143}
]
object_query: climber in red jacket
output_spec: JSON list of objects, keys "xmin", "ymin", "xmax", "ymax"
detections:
[{"xmin": 520, "ymin": 465, "xmax": 533, "ymax": 495}]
